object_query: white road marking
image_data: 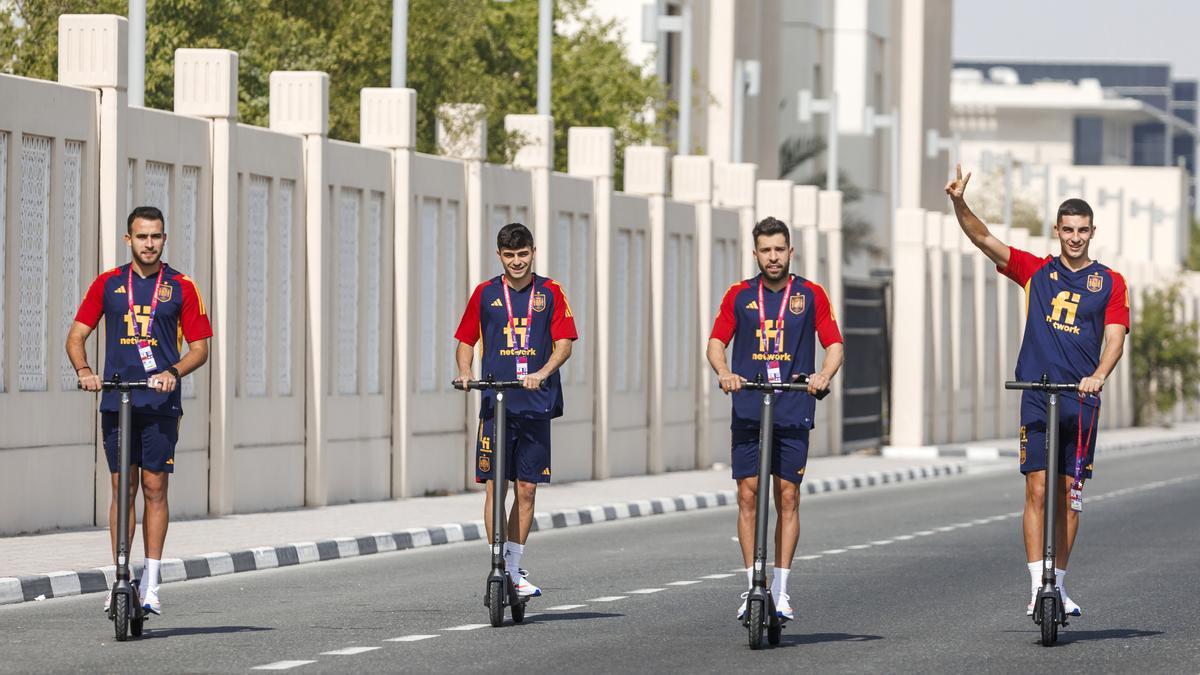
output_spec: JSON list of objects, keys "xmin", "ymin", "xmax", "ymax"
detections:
[
  {"xmin": 627, "ymin": 588, "xmax": 666, "ymax": 594},
  {"xmin": 847, "ymin": 544, "xmax": 871, "ymax": 550},
  {"xmin": 914, "ymin": 530, "xmax": 936, "ymax": 536},
  {"xmin": 442, "ymin": 624, "xmax": 490, "ymax": 631},
  {"xmin": 545, "ymin": 604, "xmax": 586, "ymax": 611},
  {"xmin": 588, "ymin": 596, "xmax": 628, "ymax": 602},
  {"xmin": 384, "ymin": 635, "xmax": 439, "ymax": 642},
  {"xmin": 320, "ymin": 647, "xmax": 380, "ymax": 656},
  {"xmin": 935, "ymin": 526, "xmax": 958, "ymax": 532},
  {"xmin": 796, "ymin": 554, "xmax": 822, "ymax": 561},
  {"xmin": 893, "ymin": 534, "xmax": 915, "ymax": 541},
  {"xmin": 820, "ymin": 549, "xmax": 847, "ymax": 555},
  {"xmin": 666, "ymin": 580, "xmax": 702, "ymax": 586},
  {"xmin": 253, "ymin": 662, "xmax": 316, "ymax": 671},
  {"xmin": 870, "ymin": 540, "xmax": 894, "ymax": 546},
  {"xmin": 701, "ymin": 573, "xmax": 735, "ymax": 579}
]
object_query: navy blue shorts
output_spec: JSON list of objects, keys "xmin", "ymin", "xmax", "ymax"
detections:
[
  {"xmin": 101, "ymin": 412, "xmax": 180, "ymax": 474},
  {"xmin": 476, "ymin": 416, "xmax": 552, "ymax": 484},
  {"xmin": 1019, "ymin": 393, "xmax": 1100, "ymax": 480},
  {"xmin": 731, "ymin": 426, "xmax": 810, "ymax": 485}
]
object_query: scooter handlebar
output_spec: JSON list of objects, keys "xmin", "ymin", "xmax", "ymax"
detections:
[
  {"xmin": 77, "ymin": 380, "xmax": 151, "ymax": 391},
  {"xmin": 452, "ymin": 379, "xmax": 541, "ymax": 391},
  {"xmin": 734, "ymin": 375, "xmax": 829, "ymax": 400},
  {"xmin": 1005, "ymin": 380, "xmax": 1079, "ymax": 392}
]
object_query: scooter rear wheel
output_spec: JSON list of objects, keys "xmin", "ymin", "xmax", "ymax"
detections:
[
  {"xmin": 488, "ymin": 581, "xmax": 505, "ymax": 627},
  {"xmin": 767, "ymin": 616, "xmax": 781, "ymax": 645},
  {"xmin": 747, "ymin": 601, "xmax": 765, "ymax": 650},
  {"xmin": 113, "ymin": 593, "xmax": 129, "ymax": 642},
  {"xmin": 511, "ymin": 600, "xmax": 526, "ymax": 623},
  {"xmin": 1040, "ymin": 596, "xmax": 1058, "ymax": 646}
]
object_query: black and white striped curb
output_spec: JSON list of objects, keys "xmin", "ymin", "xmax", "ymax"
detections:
[
  {"xmin": 0, "ymin": 462, "xmax": 964, "ymax": 606},
  {"xmin": 882, "ymin": 433, "xmax": 1200, "ymax": 461}
]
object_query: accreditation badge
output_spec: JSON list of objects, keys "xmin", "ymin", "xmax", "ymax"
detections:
[
  {"xmin": 766, "ymin": 360, "xmax": 782, "ymax": 385},
  {"xmin": 1069, "ymin": 483, "xmax": 1083, "ymax": 512},
  {"xmin": 137, "ymin": 340, "xmax": 158, "ymax": 373},
  {"xmin": 516, "ymin": 356, "xmax": 529, "ymax": 380}
]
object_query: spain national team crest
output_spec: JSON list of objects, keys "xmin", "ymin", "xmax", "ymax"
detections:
[
  {"xmin": 789, "ymin": 293, "xmax": 805, "ymax": 315},
  {"xmin": 156, "ymin": 284, "xmax": 172, "ymax": 302},
  {"xmin": 532, "ymin": 292, "xmax": 547, "ymax": 312},
  {"xmin": 479, "ymin": 455, "xmax": 491, "ymax": 474},
  {"xmin": 1086, "ymin": 273, "xmax": 1103, "ymax": 293}
]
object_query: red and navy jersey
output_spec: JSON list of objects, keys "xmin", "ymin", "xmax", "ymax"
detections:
[
  {"xmin": 75, "ymin": 263, "xmax": 213, "ymax": 417},
  {"xmin": 1000, "ymin": 247, "xmax": 1130, "ymax": 389},
  {"xmin": 710, "ymin": 274, "xmax": 843, "ymax": 430},
  {"xmin": 454, "ymin": 275, "xmax": 578, "ymax": 419}
]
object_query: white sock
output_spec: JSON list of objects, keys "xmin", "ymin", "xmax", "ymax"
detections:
[
  {"xmin": 144, "ymin": 558, "xmax": 161, "ymax": 596},
  {"xmin": 745, "ymin": 567, "xmax": 754, "ymax": 590},
  {"xmin": 772, "ymin": 567, "xmax": 791, "ymax": 598},
  {"xmin": 505, "ymin": 542, "xmax": 524, "ymax": 576},
  {"xmin": 1027, "ymin": 561, "xmax": 1042, "ymax": 592},
  {"xmin": 1055, "ymin": 567, "xmax": 1066, "ymax": 591}
]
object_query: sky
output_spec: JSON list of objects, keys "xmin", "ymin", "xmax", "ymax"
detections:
[{"xmin": 953, "ymin": 0, "xmax": 1200, "ymax": 80}]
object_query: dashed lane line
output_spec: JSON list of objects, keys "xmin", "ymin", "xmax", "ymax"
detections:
[
  {"xmin": 626, "ymin": 588, "xmax": 666, "ymax": 594},
  {"xmin": 588, "ymin": 596, "xmax": 628, "ymax": 602},
  {"xmin": 442, "ymin": 623, "xmax": 490, "ymax": 631},
  {"xmin": 666, "ymin": 580, "xmax": 702, "ymax": 586},
  {"xmin": 252, "ymin": 662, "xmax": 316, "ymax": 671},
  {"xmin": 545, "ymin": 604, "xmax": 587, "ymax": 611},
  {"xmin": 384, "ymin": 635, "xmax": 439, "ymax": 642},
  {"xmin": 320, "ymin": 647, "xmax": 380, "ymax": 656}
]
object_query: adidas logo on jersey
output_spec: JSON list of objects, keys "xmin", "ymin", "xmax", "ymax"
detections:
[
  {"xmin": 745, "ymin": 300, "xmax": 758, "ymax": 310},
  {"xmin": 491, "ymin": 298, "xmax": 503, "ymax": 307},
  {"xmin": 114, "ymin": 286, "xmax": 126, "ymax": 294}
]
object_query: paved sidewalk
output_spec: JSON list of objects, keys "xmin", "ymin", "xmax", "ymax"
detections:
[
  {"xmin": 0, "ymin": 453, "xmax": 975, "ymax": 605},
  {"xmin": 883, "ymin": 421, "xmax": 1200, "ymax": 460}
]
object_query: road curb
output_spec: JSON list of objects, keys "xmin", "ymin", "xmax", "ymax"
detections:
[
  {"xmin": 881, "ymin": 433, "xmax": 1200, "ymax": 461},
  {"xmin": 0, "ymin": 462, "xmax": 965, "ymax": 606}
]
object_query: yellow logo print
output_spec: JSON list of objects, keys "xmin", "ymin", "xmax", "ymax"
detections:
[
  {"xmin": 745, "ymin": 301, "xmax": 758, "ymax": 310},
  {"xmin": 490, "ymin": 298, "xmax": 503, "ymax": 307},
  {"xmin": 1046, "ymin": 291, "xmax": 1081, "ymax": 335}
]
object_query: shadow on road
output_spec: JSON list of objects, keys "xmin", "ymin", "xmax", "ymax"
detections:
[
  {"xmin": 1060, "ymin": 628, "xmax": 1164, "ymax": 643},
  {"xmin": 776, "ymin": 632, "xmax": 884, "ymax": 648},
  {"xmin": 526, "ymin": 611, "xmax": 623, "ymax": 624},
  {"xmin": 143, "ymin": 625, "xmax": 273, "ymax": 639}
]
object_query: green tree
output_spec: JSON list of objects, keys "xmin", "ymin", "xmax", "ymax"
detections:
[
  {"xmin": 1131, "ymin": 281, "xmax": 1200, "ymax": 425},
  {"xmin": 1, "ymin": 0, "xmax": 666, "ymax": 178},
  {"xmin": 1186, "ymin": 216, "xmax": 1200, "ymax": 271}
]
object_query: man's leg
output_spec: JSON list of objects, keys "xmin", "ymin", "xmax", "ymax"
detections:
[
  {"xmin": 141, "ymin": 470, "xmax": 170, "ymax": 560},
  {"xmin": 772, "ymin": 476, "xmax": 800, "ymax": 568},
  {"xmin": 510, "ymin": 480, "xmax": 537, "ymax": 544},
  {"xmin": 736, "ymin": 476, "xmax": 759, "ymax": 570},
  {"xmin": 108, "ymin": 470, "xmax": 140, "ymax": 563}
]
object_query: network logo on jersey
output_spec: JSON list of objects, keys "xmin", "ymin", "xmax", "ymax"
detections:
[
  {"xmin": 1047, "ymin": 291, "xmax": 1082, "ymax": 335},
  {"xmin": 753, "ymin": 320, "xmax": 791, "ymax": 362},
  {"xmin": 501, "ymin": 318, "xmax": 536, "ymax": 356}
]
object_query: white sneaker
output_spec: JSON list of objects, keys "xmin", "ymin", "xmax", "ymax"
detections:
[
  {"xmin": 142, "ymin": 589, "xmax": 162, "ymax": 616},
  {"xmin": 736, "ymin": 591, "xmax": 749, "ymax": 620},
  {"xmin": 1026, "ymin": 592, "xmax": 1036, "ymax": 617},
  {"xmin": 775, "ymin": 592, "xmax": 794, "ymax": 620},
  {"xmin": 512, "ymin": 574, "xmax": 541, "ymax": 598},
  {"xmin": 103, "ymin": 592, "xmax": 111, "ymax": 613},
  {"xmin": 1061, "ymin": 590, "xmax": 1081, "ymax": 617}
]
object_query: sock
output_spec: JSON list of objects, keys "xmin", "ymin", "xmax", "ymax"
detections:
[
  {"xmin": 505, "ymin": 542, "xmax": 524, "ymax": 577},
  {"xmin": 1055, "ymin": 567, "xmax": 1066, "ymax": 591},
  {"xmin": 745, "ymin": 567, "xmax": 754, "ymax": 590},
  {"xmin": 1027, "ymin": 561, "xmax": 1041, "ymax": 592},
  {"xmin": 773, "ymin": 567, "xmax": 791, "ymax": 598},
  {"xmin": 144, "ymin": 558, "xmax": 161, "ymax": 596}
]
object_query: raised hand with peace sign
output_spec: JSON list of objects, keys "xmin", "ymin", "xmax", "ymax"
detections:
[{"xmin": 945, "ymin": 163, "xmax": 972, "ymax": 202}]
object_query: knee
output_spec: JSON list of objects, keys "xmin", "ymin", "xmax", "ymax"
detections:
[
  {"xmin": 1025, "ymin": 478, "xmax": 1045, "ymax": 508},
  {"xmin": 737, "ymin": 481, "xmax": 758, "ymax": 513},
  {"xmin": 777, "ymin": 488, "xmax": 800, "ymax": 514},
  {"xmin": 515, "ymin": 481, "xmax": 537, "ymax": 504},
  {"xmin": 141, "ymin": 479, "xmax": 167, "ymax": 505}
]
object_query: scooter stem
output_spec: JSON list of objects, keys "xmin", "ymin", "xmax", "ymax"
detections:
[
  {"xmin": 116, "ymin": 389, "xmax": 132, "ymax": 583},
  {"xmin": 1041, "ymin": 389, "xmax": 1059, "ymax": 590},
  {"xmin": 752, "ymin": 393, "xmax": 774, "ymax": 589},
  {"xmin": 491, "ymin": 390, "xmax": 508, "ymax": 572}
]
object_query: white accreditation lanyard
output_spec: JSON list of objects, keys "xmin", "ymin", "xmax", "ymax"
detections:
[
  {"xmin": 502, "ymin": 277, "xmax": 536, "ymax": 379},
  {"xmin": 128, "ymin": 265, "xmax": 166, "ymax": 373},
  {"xmin": 758, "ymin": 276, "xmax": 792, "ymax": 385}
]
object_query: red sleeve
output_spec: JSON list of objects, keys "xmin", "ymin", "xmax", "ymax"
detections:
[
  {"xmin": 709, "ymin": 282, "xmax": 745, "ymax": 344},
  {"xmin": 74, "ymin": 269, "xmax": 117, "ymax": 329},
  {"xmin": 178, "ymin": 276, "xmax": 213, "ymax": 342},
  {"xmin": 807, "ymin": 282, "xmax": 843, "ymax": 348},
  {"xmin": 1105, "ymin": 270, "xmax": 1131, "ymax": 333},
  {"xmin": 454, "ymin": 282, "xmax": 487, "ymax": 345},
  {"xmin": 997, "ymin": 246, "xmax": 1049, "ymax": 286},
  {"xmin": 547, "ymin": 281, "xmax": 578, "ymax": 341}
]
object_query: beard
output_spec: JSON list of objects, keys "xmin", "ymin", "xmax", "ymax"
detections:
[
  {"xmin": 758, "ymin": 260, "xmax": 790, "ymax": 282},
  {"xmin": 137, "ymin": 249, "xmax": 162, "ymax": 265}
]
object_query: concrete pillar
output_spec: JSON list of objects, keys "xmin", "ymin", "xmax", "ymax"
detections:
[
  {"xmin": 793, "ymin": 186, "xmax": 820, "ymax": 280},
  {"xmin": 174, "ymin": 48, "xmax": 238, "ymax": 514},
  {"xmin": 673, "ymin": 155, "xmax": 715, "ymax": 469},
  {"xmin": 568, "ymin": 127, "xmax": 615, "ymax": 478},
  {"xmin": 754, "ymin": 179, "xmax": 793, "ymax": 279},
  {"xmin": 713, "ymin": 163, "xmax": 757, "ymax": 279},
  {"xmin": 361, "ymin": 86, "xmax": 417, "ymax": 496},
  {"xmin": 925, "ymin": 211, "xmax": 949, "ymax": 443},
  {"xmin": 625, "ymin": 145, "xmax": 671, "ymax": 474},
  {"xmin": 889, "ymin": 208, "xmax": 929, "ymax": 447},
  {"xmin": 818, "ymin": 190, "xmax": 844, "ymax": 455},
  {"xmin": 270, "ymin": 70, "xmax": 330, "ymax": 505},
  {"xmin": 505, "ymin": 114, "xmax": 554, "ymax": 275}
]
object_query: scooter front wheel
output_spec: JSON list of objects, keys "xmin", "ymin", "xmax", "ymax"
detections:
[
  {"xmin": 113, "ymin": 593, "xmax": 129, "ymax": 642},
  {"xmin": 488, "ymin": 580, "xmax": 505, "ymax": 627},
  {"xmin": 1040, "ymin": 597, "xmax": 1058, "ymax": 646},
  {"xmin": 767, "ymin": 615, "xmax": 781, "ymax": 645},
  {"xmin": 747, "ymin": 601, "xmax": 765, "ymax": 650},
  {"xmin": 511, "ymin": 599, "xmax": 526, "ymax": 624}
]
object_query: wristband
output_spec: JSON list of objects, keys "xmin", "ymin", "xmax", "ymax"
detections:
[
  {"xmin": 75, "ymin": 365, "xmax": 91, "ymax": 374},
  {"xmin": 167, "ymin": 366, "xmax": 180, "ymax": 380}
]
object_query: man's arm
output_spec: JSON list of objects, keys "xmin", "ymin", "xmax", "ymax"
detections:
[
  {"xmin": 1079, "ymin": 324, "xmax": 1126, "ymax": 394},
  {"xmin": 807, "ymin": 342, "xmax": 844, "ymax": 395},
  {"xmin": 525, "ymin": 339, "xmax": 573, "ymax": 390},
  {"xmin": 455, "ymin": 342, "xmax": 475, "ymax": 387},
  {"xmin": 946, "ymin": 163, "xmax": 1010, "ymax": 268},
  {"xmin": 66, "ymin": 321, "xmax": 102, "ymax": 391},
  {"xmin": 148, "ymin": 338, "xmax": 209, "ymax": 394},
  {"xmin": 707, "ymin": 337, "xmax": 743, "ymax": 393}
]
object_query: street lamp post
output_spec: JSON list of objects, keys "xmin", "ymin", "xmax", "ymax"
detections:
[
  {"xmin": 799, "ymin": 90, "xmax": 838, "ymax": 191},
  {"xmin": 924, "ymin": 128, "xmax": 960, "ymax": 181},
  {"xmin": 1131, "ymin": 198, "xmax": 1166, "ymax": 260},
  {"xmin": 392, "ymin": 0, "xmax": 409, "ymax": 87},
  {"xmin": 1019, "ymin": 162, "xmax": 1053, "ymax": 239},
  {"xmin": 864, "ymin": 106, "xmax": 899, "ymax": 223},
  {"xmin": 731, "ymin": 60, "xmax": 760, "ymax": 163},
  {"xmin": 643, "ymin": 2, "xmax": 693, "ymax": 154},
  {"xmin": 129, "ymin": 0, "xmax": 146, "ymax": 107},
  {"xmin": 1057, "ymin": 175, "xmax": 1086, "ymax": 201},
  {"xmin": 1097, "ymin": 187, "xmax": 1126, "ymax": 252},
  {"xmin": 980, "ymin": 150, "xmax": 1014, "ymax": 228}
]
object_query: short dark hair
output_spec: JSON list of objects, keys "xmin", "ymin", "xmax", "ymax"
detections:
[
  {"xmin": 127, "ymin": 206, "xmax": 165, "ymax": 233},
  {"xmin": 497, "ymin": 222, "xmax": 534, "ymax": 250},
  {"xmin": 752, "ymin": 216, "xmax": 790, "ymax": 247},
  {"xmin": 1056, "ymin": 198, "xmax": 1093, "ymax": 226}
]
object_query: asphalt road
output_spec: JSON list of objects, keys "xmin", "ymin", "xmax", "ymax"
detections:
[{"xmin": 1, "ymin": 445, "xmax": 1197, "ymax": 673}]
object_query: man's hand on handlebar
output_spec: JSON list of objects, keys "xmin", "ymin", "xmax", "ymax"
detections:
[
  {"xmin": 454, "ymin": 372, "xmax": 473, "ymax": 390},
  {"xmin": 77, "ymin": 368, "xmax": 102, "ymax": 392},
  {"xmin": 804, "ymin": 372, "xmax": 831, "ymax": 396},
  {"xmin": 149, "ymin": 371, "xmax": 177, "ymax": 394},
  {"xmin": 1078, "ymin": 375, "xmax": 1104, "ymax": 395},
  {"xmin": 522, "ymin": 371, "xmax": 547, "ymax": 390},
  {"xmin": 718, "ymin": 371, "xmax": 744, "ymax": 394}
]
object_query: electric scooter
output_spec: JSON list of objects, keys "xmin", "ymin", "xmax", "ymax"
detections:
[
  {"xmin": 453, "ymin": 376, "xmax": 533, "ymax": 627},
  {"xmin": 736, "ymin": 374, "xmax": 826, "ymax": 650},
  {"xmin": 1005, "ymin": 374, "xmax": 1079, "ymax": 647},
  {"xmin": 80, "ymin": 374, "xmax": 151, "ymax": 642}
]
